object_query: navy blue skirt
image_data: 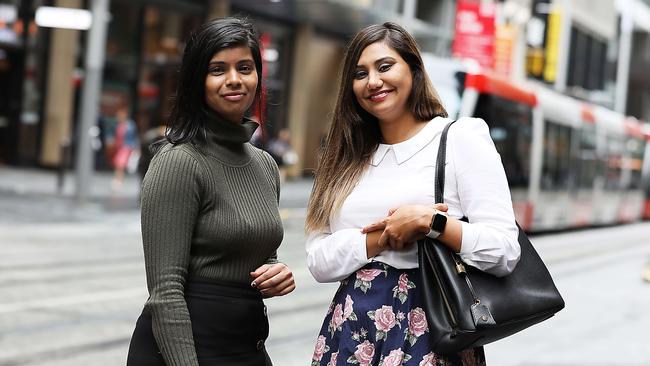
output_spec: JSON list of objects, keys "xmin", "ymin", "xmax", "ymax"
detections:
[{"xmin": 311, "ymin": 262, "xmax": 485, "ymax": 366}]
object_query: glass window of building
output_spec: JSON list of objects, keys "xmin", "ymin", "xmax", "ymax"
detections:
[
  {"xmin": 0, "ymin": 0, "xmax": 46, "ymax": 165},
  {"xmin": 567, "ymin": 25, "xmax": 607, "ymax": 91},
  {"xmin": 0, "ymin": 0, "xmax": 23, "ymax": 164},
  {"xmin": 243, "ymin": 16, "xmax": 293, "ymax": 143},
  {"xmin": 99, "ymin": 0, "xmax": 202, "ymax": 169},
  {"xmin": 137, "ymin": 6, "xmax": 201, "ymax": 132}
]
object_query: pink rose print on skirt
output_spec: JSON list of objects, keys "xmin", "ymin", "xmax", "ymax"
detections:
[
  {"xmin": 346, "ymin": 340, "xmax": 375, "ymax": 366},
  {"xmin": 311, "ymin": 262, "xmax": 487, "ymax": 366},
  {"xmin": 344, "ymin": 295, "xmax": 358, "ymax": 321},
  {"xmin": 380, "ymin": 349, "xmax": 412, "ymax": 366},
  {"xmin": 327, "ymin": 351, "xmax": 338, "ymax": 366},
  {"xmin": 367, "ymin": 305, "xmax": 399, "ymax": 341},
  {"xmin": 392, "ymin": 273, "xmax": 415, "ymax": 304},
  {"xmin": 404, "ymin": 307, "xmax": 428, "ymax": 346},
  {"xmin": 312, "ymin": 335, "xmax": 330, "ymax": 366},
  {"xmin": 419, "ymin": 352, "xmax": 438, "ymax": 366},
  {"xmin": 354, "ymin": 268, "xmax": 384, "ymax": 293},
  {"xmin": 328, "ymin": 304, "xmax": 345, "ymax": 337}
]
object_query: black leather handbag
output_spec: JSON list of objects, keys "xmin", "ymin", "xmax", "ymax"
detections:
[{"xmin": 417, "ymin": 120, "xmax": 565, "ymax": 354}]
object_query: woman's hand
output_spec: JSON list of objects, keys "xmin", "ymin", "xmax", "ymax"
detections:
[
  {"xmin": 361, "ymin": 203, "xmax": 448, "ymax": 251},
  {"xmin": 250, "ymin": 263, "xmax": 296, "ymax": 298}
]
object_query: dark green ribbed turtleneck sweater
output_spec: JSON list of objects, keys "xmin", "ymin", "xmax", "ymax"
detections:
[{"xmin": 140, "ymin": 114, "xmax": 283, "ymax": 366}]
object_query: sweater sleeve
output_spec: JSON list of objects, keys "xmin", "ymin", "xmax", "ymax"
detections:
[
  {"xmin": 260, "ymin": 149, "xmax": 280, "ymax": 265},
  {"xmin": 449, "ymin": 118, "xmax": 521, "ymax": 277},
  {"xmin": 140, "ymin": 147, "xmax": 202, "ymax": 366}
]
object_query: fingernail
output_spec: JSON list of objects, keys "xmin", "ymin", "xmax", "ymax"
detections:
[{"xmin": 251, "ymin": 281, "xmax": 257, "ymax": 288}]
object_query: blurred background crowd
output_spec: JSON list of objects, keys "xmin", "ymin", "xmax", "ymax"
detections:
[{"xmin": 0, "ymin": 0, "xmax": 649, "ymax": 186}]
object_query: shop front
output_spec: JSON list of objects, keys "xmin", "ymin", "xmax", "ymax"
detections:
[{"xmin": 0, "ymin": 0, "xmax": 46, "ymax": 166}]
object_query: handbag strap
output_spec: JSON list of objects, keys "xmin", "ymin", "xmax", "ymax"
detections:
[
  {"xmin": 435, "ymin": 120, "xmax": 457, "ymax": 203},
  {"xmin": 434, "ymin": 120, "xmax": 492, "ymax": 315}
]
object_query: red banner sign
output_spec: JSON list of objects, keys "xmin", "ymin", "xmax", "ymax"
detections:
[{"xmin": 452, "ymin": 0, "xmax": 496, "ymax": 70}]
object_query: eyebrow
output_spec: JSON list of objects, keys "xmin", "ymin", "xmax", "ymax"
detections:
[
  {"xmin": 355, "ymin": 56, "xmax": 397, "ymax": 69},
  {"xmin": 208, "ymin": 59, "xmax": 255, "ymax": 66}
]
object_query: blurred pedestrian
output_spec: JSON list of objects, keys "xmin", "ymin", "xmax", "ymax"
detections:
[
  {"xmin": 111, "ymin": 106, "xmax": 139, "ymax": 190},
  {"xmin": 136, "ymin": 125, "xmax": 166, "ymax": 183},
  {"xmin": 305, "ymin": 22, "xmax": 520, "ymax": 365},
  {"xmin": 126, "ymin": 17, "xmax": 295, "ymax": 366},
  {"xmin": 266, "ymin": 128, "xmax": 297, "ymax": 182}
]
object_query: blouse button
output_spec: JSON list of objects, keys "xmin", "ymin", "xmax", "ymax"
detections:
[{"xmin": 256, "ymin": 340, "xmax": 265, "ymax": 350}]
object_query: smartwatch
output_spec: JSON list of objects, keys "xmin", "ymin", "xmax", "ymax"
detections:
[{"xmin": 426, "ymin": 210, "xmax": 447, "ymax": 239}]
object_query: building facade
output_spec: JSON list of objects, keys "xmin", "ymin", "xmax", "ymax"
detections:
[
  {"xmin": 0, "ymin": 0, "xmax": 458, "ymax": 174},
  {"xmin": 3, "ymin": 0, "xmax": 646, "ymax": 176}
]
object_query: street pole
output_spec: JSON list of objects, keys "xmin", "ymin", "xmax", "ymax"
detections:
[
  {"xmin": 74, "ymin": 0, "xmax": 110, "ymax": 203},
  {"xmin": 615, "ymin": 0, "xmax": 633, "ymax": 114}
]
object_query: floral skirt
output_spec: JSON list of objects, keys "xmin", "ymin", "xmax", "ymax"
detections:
[{"xmin": 311, "ymin": 262, "xmax": 486, "ymax": 366}]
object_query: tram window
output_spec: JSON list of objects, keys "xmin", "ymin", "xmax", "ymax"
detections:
[
  {"xmin": 604, "ymin": 135, "xmax": 623, "ymax": 191},
  {"xmin": 541, "ymin": 121, "xmax": 572, "ymax": 191},
  {"xmin": 624, "ymin": 137, "xmax": 645, "ymax": 190},
  {"xmin": 474, "ymin": 95, "xmax": 532, "ymax": 189},
  {"xmin": 576, "ymin": 125, "xmax": 597, "ymax": 189}
]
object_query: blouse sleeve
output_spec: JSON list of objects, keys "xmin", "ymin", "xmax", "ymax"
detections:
[
  {"xmin": 449, "ymin": 118, "xmax": 521, "ymax": 277},
  {"xmin": 306, "ymin": 226, "xmax": 371, "ymax": 283},
  {"xmin": 140, "ymin": 147, "xmax": 202, "ymax": 366}
]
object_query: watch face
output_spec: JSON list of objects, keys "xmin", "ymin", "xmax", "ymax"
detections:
[{"xmin": 431, "ymin": 213, "xmax": 447, "ymax": 232}]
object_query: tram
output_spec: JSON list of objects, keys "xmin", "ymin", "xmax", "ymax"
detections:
[{"xmin": 423, "ymin": 55, "xmax": 650, "ymax": 232}]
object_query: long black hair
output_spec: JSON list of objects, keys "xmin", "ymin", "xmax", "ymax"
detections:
[{"xmin": 166, "ymin": 17, "xmax": 264, "ymax": 145}]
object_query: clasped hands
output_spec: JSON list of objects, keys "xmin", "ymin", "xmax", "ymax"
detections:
[
  {"xmin": 361, "ymin": 203, "xmax": 448, "ymax": 251},
  {"xmin": 250, "ymin": 263, "xmax": 296, "ymax": 298}
]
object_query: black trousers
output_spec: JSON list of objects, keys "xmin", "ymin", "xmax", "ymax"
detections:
[{"xmin": 126, "ymin": 277, "xmax": 272, "ymax": 366}]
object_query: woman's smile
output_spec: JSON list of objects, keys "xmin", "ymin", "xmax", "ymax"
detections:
[
  {"xmin": 204, "ymin": 45, "xmax": 258, "ymax": 123},
  {"xmin": 352, "ymin": 41, "xmax": 413, "ymax": 123},
  {"xmin": 367, "ymin": 89, "xmax": 394, "ymax": 102},
  {"xmin": 222, "ymin": 92, "xmax": 247, "ymax": 102}
]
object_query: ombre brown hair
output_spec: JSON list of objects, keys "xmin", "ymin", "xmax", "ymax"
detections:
[{"xmin": 305, "ymin": 22, "xmax": 448, "ymax": 232}]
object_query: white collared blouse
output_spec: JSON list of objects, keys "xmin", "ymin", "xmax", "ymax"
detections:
[{"xmin": 306, "ymin": 117, "xmax": 521, "ymax": 283}]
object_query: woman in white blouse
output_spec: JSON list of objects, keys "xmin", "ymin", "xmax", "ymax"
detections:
[{"xmin": 305, "ymin": 22, "xmax": 520, "ymax": 366}]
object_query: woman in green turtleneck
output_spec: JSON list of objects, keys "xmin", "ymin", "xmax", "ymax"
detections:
[{"xmin": 126, "ymin": 18, "xmax": 295, "ymax": 366}]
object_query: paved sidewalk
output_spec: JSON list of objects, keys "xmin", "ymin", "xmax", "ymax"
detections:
[
  {"xmin": 0, "ymin": 167, "xmax": 139, "ymax": 200},
  {"xmin": 0, "ymin": 166, "xmax": 313, "ymax": 223}
]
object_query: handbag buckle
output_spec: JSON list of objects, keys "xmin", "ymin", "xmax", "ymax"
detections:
[{"xmin": 455, "ymin": 262, "xmax": 466, "ymax": 274}]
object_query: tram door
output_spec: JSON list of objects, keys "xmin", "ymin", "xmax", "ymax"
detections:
[{"xmin": 472, "ymin": 93, "xmax": 535, "ymax": 229}]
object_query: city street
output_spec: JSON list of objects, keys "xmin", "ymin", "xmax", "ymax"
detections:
[
  {"xmin": 1, "ymin": 0, "xmax": 649, "ymax": 365},
  {"xmin": 0, "ymin": 169, "xmax": 649, "ymax": 366}
]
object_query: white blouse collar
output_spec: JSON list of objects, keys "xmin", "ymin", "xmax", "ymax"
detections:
[{"xmin": 371, "ymin": 117, "xmax": 443, "ymax": 166}]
